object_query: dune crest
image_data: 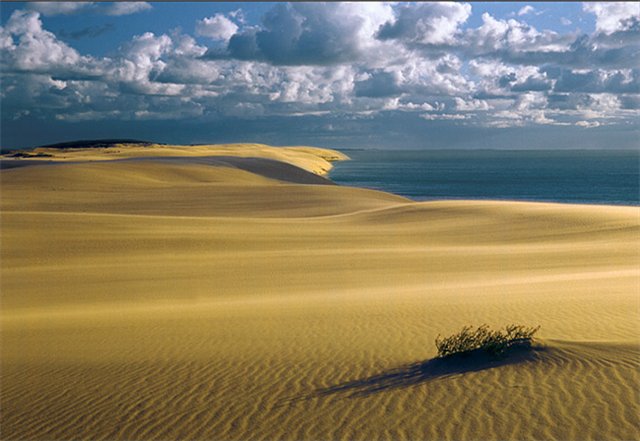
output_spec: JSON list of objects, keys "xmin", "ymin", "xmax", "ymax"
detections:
[
  {"xmin": 1, "ymin": 142, "xmax": 349, "ymax": 176},
  {"xmin": 1, "ymin": 143, "xmax": 638, "ymax": 441}
]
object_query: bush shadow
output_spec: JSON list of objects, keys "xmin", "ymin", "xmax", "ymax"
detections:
[{"xmin": 281, "ymin": 344, "xmax": 544, "ymax": 405}]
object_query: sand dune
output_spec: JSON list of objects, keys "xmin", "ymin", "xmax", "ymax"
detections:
[
  {"xmin": 1, "ymin": 144, "xmax": 638, "ymax": 440},
  {"xmin": 1, "ymin": 142, "xmax": 349, "ymax": 176}
]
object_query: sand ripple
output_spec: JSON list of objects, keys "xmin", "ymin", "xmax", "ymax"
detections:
[{"xmin": 2, "ymin": 342, "xmax": 638, "ymax": 441}]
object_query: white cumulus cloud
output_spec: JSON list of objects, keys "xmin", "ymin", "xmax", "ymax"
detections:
[
  {"xmin": 196, "ymin": 14, "xmax": 239, "ymax": 41},
  {"xmin": 583, "ymin": 2, "xmax": 640, "ymax": 34},
  {"xmin": 1, "ymin": 10, "xmax": 99, "ymax": 76}
]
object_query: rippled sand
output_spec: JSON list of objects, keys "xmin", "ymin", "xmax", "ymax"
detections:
[{"xmin": 2, "ymin": 144, "xmax": 639, "ymax": 440}]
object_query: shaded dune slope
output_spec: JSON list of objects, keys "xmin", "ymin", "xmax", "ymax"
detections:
[
  {"xmin": 0, "ymin": 159, "xmax": 406, "ymax": 218},
  {"xmin": 1, "ymin": 156, "xmax": 335, "ymax": 185},
  {"xmin": 1, "ymin": 144, "xmax": 639, "ymax": 441}
]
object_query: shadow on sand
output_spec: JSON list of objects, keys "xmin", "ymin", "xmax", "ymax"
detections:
[{"xmin": 280, "ymin": 345, "xmax": 544, "ymax": 406}]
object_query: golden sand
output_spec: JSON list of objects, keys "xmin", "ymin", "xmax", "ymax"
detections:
[{"xmin": 1, "ymin": 144, "xmax": 639, "ymax": 440}]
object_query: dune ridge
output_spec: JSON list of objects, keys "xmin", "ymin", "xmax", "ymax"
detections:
[
  {"xmin": 1, "ymin": 143, "xmax": 638, "ymax": 441},
  {"xmin": 1, "ymin": 142, "xmax": 349, "ymax": 176}
]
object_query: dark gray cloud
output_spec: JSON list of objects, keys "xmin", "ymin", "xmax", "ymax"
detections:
[
  {"xmin": 554, "ymin": 69, "xmax": 639, "ymax": 94},
  {"xmin": 4, "ymin": 109, "xmax": 639, "ymax": 152},
  {"xmin": 208, "ymin": 3, "xmax": 394, "ymax": 66},
  {"xmin": 498, "ymin": 72, "xmax": 517, "ymax": 88},
  {"xmin": 496, "ymin": 32, "xmax": 640, "ymax": 70},
  {"xmin": 511, "ymin": 76, "xmax": 552, "ymax": 92},
  {"xmin": 620, "ymin": 94, "xmax": 640, "ymax": 109},
  {"xmin": 354, "ymin": 71, "xmax": 403, "ymax": 98},
  {"xmin": 376, "ymin": 2, "xmax": 471, "ymax": 45},
  {"xmin": 225, "ymin": 30, "xmax": 261, "ymax": 60}
]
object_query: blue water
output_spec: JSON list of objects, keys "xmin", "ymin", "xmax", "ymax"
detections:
[{"xmin": 330, "ymin": 150, "xmax": 639, "ymax": 206}]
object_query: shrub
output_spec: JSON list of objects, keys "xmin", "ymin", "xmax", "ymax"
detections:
[{"xmin": 435, "ymin": 324, "xmax": 540, "ymax": 358}]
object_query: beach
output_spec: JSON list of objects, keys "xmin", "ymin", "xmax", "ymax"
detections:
[{"xmin": 1, "ymin": 143, "xmax": 639, "ymax": 441}]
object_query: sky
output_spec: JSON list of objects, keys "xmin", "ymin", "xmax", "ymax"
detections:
[{"xmin": 0, "ymin": 2, "xmax": 638, "ymax": 150}]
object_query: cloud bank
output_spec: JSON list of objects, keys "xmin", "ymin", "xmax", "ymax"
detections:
[{"xmin": 1, "ymin": 2, "xmax": 638, "ymax": 148}]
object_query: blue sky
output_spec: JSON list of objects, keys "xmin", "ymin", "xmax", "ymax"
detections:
[{"xmin": 1, "ymin": 2, "xmax": 638, "ymax": 149}]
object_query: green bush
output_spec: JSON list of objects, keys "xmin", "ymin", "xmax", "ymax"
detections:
[{"xmin": 435, "ymin": 324, "xmax": 540, "ymax": 358}]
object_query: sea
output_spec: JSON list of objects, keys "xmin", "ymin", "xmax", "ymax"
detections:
[{"xmin": 329, "ymin": 150, "xmax": 640, "ymax": 206}]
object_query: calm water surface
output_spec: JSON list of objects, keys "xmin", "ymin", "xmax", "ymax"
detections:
[{"xmin": 330, "ymin": 150, "xmax": 639, "ymax": 206}]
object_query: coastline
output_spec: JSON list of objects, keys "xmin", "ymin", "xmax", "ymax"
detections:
[{"xmin": 329, "ymin": 148, "xmax": 640, "ymax": 208}]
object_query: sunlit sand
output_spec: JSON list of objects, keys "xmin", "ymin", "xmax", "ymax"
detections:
[{"xmin": 2, "ymin": 143, "xmax": 638, "ymax": 440}]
